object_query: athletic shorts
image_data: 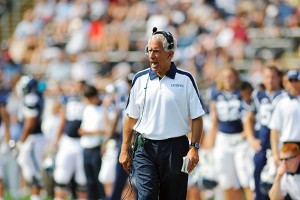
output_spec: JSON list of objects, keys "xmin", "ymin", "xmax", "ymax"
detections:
[
  {"xmin": 214, "ymin": 132, "xmax": 254, "ymax": 189},
  {"xmin": 17, "ymin": 134, "xmax": 46, "ymax": 185},
  {"xmin": 54, "ymin": 135, "xmax": 86, "ymax": 186}
]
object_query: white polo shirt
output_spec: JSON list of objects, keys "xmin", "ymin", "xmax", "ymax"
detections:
[
  {"xmin": 126, "ymin": 62, "xmax": 205, "ymax": 140},
  {"xmin": 269, "ymin": 93, "xmax": 300, "ymax": 147},
  {"xmin": 280, "ymin": 173, "xmax": 300, "ymax": 200},
  {"xmin": 80, "ymin": 104, "xmax": 105, "ymax": 148}
]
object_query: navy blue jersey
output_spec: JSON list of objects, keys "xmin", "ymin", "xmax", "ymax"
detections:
[
  {"xmin": 61, "ymin": 95, "xmax": 84, "ymax": 138},
  {"xmin": 21, "ymin": 92, "xmax": 44, "ymax": 135},
  {"xmin": 252, "ymin": 89, "xmax": 284, "ymax": 149},
  {"xmin": 0, "ymin": 88, "xmax": 9, "ymax": 125},
  {"xmin": 212, "ymin": 90, "xmax": 244, "ymax": 134},
  {"xmin": 0, "ymin": 92, "xmax": 8, "ymax": 105}
]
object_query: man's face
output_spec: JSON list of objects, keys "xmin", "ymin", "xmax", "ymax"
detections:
[
  {"xmin": 263, "ymin": 68, "xmax": 281, "ymax": 92},
  {"xmin": 288, "ymin": 78, "xmax": 300, "ymax": 96},
  {"xmin": 147, "ymin": 39, "xmax": 173, "ymax": 77},
  {"xmin": 240, "ymin": 88, "xmax": 252, "ymax": 102},
  {"xmin": 279, "ymin": 152, "xmax": 300, "ymax": 173}
]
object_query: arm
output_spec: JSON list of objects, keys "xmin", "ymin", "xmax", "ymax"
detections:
[
  {"xmin": 20, "ymin": 116, "xmax": 37, "ymax": 142},
  {"xmin": 119, "ymin": 115, "xmax": 138, "ymax": 174},
  {"xmin": 269, "ymin": 162, "xmax": 286, "ymax": 200},
  {"xmin": 204, "ymin": 102, "xmax": 218, "ymax": 149},
  {"xmin": 244, "ymin": 112, "xmax": 261, "ymax": 152},
  {"xmin": 103, "ymin": 95, "xmax": 119, "ymax": 140},
  {"xmin": 186, "ymin": 116, "xmax": 203, "ymax": 173},
  {"xmin": 54, "ymin": 105, "xmax": 66, "ymax": 146},
  {"xmin": 0, "ymin": 105, "xmax": 10, "ymax": 143},
  {"xmin": 78, "ymin": 107, "xmax": 110, "ymax": 136},
  {"xmin": 271, "ymin": 129, "xmax": 280, "ymax": 166}
]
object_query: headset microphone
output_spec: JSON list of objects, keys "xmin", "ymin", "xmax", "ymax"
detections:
[{"xmin": 152, "ymin": 27, "xmax": 157, "ymax": 33}]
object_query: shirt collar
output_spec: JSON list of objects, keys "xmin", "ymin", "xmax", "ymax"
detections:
[
  {"xmin": 149, "ymin": 62, "xmax": 177, "ymax": 80},
  {"xmin": 287, "ymin": 164, "xmax": 300, "ymax": 176},
  {"xmin": 288, "ymin": 93, "xmax": 298, "ymax": 100}
]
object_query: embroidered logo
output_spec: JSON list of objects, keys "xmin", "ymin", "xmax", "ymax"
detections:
[{"xmin": 171, "ymin": 84, "xmax": 184, "ymax": 87}]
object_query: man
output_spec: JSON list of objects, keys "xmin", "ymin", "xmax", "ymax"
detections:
[
  {"xmin": 78, "ymin": 84, "xmax": 108, "ymax": 200},
  {"xmin": 0, "ymin": 73, "xmax": 10, "ymax": 200},
  {"xmin": 244, "ymin": 66, "xmax": 283, "ymax": 200},
  {"xmin": 119, "ymin": 27, "xmax": 205, "ymax": 199},
  {"xmin": 53, "ymin": 80, "xmax": 87, "ymax": 200},
  {"xmin": 16, "ymin": 75, "xmax": 45, "ymax": 200},
  {"xmin": 269, "ymin": 70, "xmax": 300, "ymax": 166},
  {"xmin": 268, "ymin": 142, "xmax": 300, "ymax": 200}
]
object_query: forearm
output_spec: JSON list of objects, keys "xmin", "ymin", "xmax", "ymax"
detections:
[
  {"xmin": 190, "ymin": 116, "xmax": 203, "ymax": 144},
  {"xmin": 271, "ymin": 129, "xmax": 280, "ymax": 158},
  {"xmin": 121, "ymin": 115, "xmax": 137, "ymax": 151},
  {"xmin": 0, "ymin": 106, "xmax": 10, "ymax": 143},
  {"xmin": 82, "ymin": 129, "xmax": 107, "ymax": 135},
  {"xmin": 20, "ymin": 125, "xmax": 31, "ymax": 142},
  {"xmin": 244, "ymin": 112, "xmax": 255, "ymax": 140},
  {"xmin": 205, "ymin": 113, "xmax": 218, "ymax": 148},
  {"xmin": 55, "ymin": 108, "xmax": 66, "ymax": 145},
  {"xmin": 205, "ymin": 102, "xmax": 218, "ymax": 148},
  {"xmin": 20, "ymin": 118, "xmax": 36, "ymax": 142},
  {"xmin": 269, "ymin": 174, "xmax": 284, "ymax": 200}
]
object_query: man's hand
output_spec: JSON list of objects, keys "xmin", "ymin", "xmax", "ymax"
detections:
[
  {"xmin": 277, "ymin": 161, "xmax": 287, "ymax": 176},
  {"xmin": 248, "ymin": 137, "xmax": 262, "ymax": 152},
  {"xmin": 186, "ymin": 147, "xmax": 199, "ymax": 173},
  {"xmin": 0, "ymin": 142, "xmax": 10, "ymax": 155},
  {"xmin": 119, "ymin": 148, "xmax": 132, "ymax": 174}
]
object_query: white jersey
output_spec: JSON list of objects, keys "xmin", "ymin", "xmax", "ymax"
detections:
[
  {"xmin": 280, "ymin": 173, "xmax": 300, "ymax": 200},
  {"xmin": 269, "ymin": 93, "xmax": 300, "ymax": 146},
  {"xmin": 80, "ymin": 104, "xmax": 106, "ymax": 148}
]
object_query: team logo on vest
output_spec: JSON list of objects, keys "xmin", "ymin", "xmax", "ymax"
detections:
[{"xmin": 171, "ymin": 83, "xmax": 184, "ymax": 88}]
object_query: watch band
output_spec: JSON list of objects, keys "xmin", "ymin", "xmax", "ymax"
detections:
[{"xmin": 190, "ymin": 142, "xmax": 200, "ymax": 149}]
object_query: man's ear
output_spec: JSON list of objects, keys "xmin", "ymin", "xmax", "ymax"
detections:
[{"xmin": 168, "ymin": 51, "xmax": 174, "ymax": 59}]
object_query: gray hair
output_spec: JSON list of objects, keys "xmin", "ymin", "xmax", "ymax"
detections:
[{"xmin": 147, "ymin": 34, "xmax": 177, "ymax": 53}]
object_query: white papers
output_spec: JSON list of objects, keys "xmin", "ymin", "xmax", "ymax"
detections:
[{"xmin": 181, "ymin": 156, "xmax": 195, "ymax": 174}]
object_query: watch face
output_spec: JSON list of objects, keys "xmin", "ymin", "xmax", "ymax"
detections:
[{"xmin": 191, "ymin": 143, "xmax": 200, "ymax": 149}]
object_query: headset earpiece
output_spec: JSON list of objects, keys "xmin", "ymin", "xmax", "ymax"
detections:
[{"xmin": 151, "ymin": 27, "xmax": 174, "ymax": 50}]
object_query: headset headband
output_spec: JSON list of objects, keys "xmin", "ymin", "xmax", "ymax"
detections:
[{"xmin": 152, "ymin": 27, "xmax": 174, "ymax": 50}]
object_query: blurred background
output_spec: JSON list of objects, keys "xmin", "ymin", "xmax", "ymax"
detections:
[{"xmin": 0, "ymin": 0, "xmax": 300, "ymax": 98}]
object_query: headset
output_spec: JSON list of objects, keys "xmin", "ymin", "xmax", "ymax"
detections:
[{"xmin": 145, "ymin": 27, "xmax": 174, "ymax": 57}]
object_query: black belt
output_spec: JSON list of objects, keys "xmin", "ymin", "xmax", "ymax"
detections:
[
  {"xmin": 135, "ymin": 131, "xmax": 186, "ymax": 145},
  {"xmin": 131, "ymin": 131, "xmax": 186, "ymax": 158},
  {"xmin": 84, "ymin": 146, "xmax": 100, "ymax": 151}
]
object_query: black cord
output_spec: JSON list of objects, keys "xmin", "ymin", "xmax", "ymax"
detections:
[
  {"xmin": 134, "ymin": 72, "xmax": 150, "ymax": 130},
  {"xmin": 122, "ymin": 72, "xmax": 150, "ymax": 200},
  {"xmin": 121, "ymin": 170, "xmax": 134, "ymax": 200}
]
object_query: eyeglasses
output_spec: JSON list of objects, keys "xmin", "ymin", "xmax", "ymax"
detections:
[
  {"xmin": 279, "ymin": 155, "xmax": 299, "ymax": 162},
  {"xmin": 288, "ymin": 79, "xmax": 300, "ymax": 82}
]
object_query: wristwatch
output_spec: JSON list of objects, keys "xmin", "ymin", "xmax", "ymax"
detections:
[{"xmin": 190, "ymin": 142, "xmax": 200, "ymax": 149}]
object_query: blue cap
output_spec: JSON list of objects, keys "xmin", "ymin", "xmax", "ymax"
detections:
[{"xmin": 286, "ymin": 70, "xmax": 300, "ymax": 80}]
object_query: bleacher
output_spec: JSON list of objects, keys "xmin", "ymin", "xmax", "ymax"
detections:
[
  {"xmin": 0, "ymin": 0, "xmax": 34, "ymax": 42},
  {"xmin": 1, "ymin": 0, "xmax": 300, "ymax": 79}
]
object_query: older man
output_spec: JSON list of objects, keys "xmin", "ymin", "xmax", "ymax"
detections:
[{"xmin": 119, "ymin": 27, "xmax": 205, "ymax": 199}]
